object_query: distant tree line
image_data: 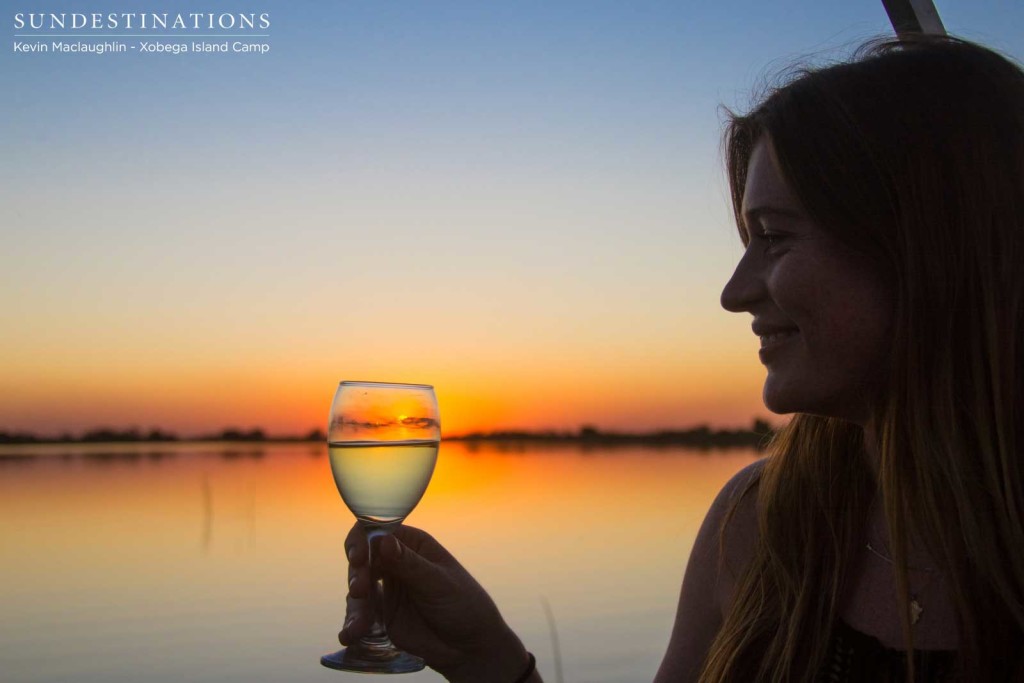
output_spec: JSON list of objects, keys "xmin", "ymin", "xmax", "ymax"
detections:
[
  {"xmin": 0, "ymin": 427, "xmax": 327, "ymax": 445},
  {"xmin": 446, "ymin": 418, "xmax": 777, "ymax": 450},
  {"xmin": 0, "ymin": 421, "xmax": 775, "ymax": 448}
]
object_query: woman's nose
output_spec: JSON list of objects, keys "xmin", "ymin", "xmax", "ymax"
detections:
[{"xmin": 720, "ymin": 248, "xmax": 764, "ymax": 313}]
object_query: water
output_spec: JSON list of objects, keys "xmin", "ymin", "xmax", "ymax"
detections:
[{"xmin": 0, "ymin": 440, "xmax": 759, "ymax": 683}]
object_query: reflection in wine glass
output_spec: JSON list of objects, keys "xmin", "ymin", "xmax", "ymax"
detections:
[{"xmin": 320, "ymin": 381, "xmax": 440, "ymax": 674}]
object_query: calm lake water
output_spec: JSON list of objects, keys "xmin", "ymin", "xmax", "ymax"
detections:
[{"xmin": 0, "ymin": 441, "xmax": 759, "ymax": 683}]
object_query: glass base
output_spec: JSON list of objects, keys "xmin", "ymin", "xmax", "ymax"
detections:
[{"xmin": 320, "ymin": 647, "xmax": 425, "ymax": 674}]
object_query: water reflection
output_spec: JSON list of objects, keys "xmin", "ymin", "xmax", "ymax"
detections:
[
  {"xmin": 0, "ymin": 444, "xmax": 272, "ymax": 463},
  {"xmin": 81, "ymin": 450, "xmax": 178, "ymax": 464},
  {"xmin": 216, "ymin": 448, "xmax": 266, "ymax": 461},
  {"xmin": 0, "ymin": 441, "xmax": 759, "ymax": 683},
  {"xmin": 201, "ymin": 474, "xmax": 213, "ymax": 555},
  {"xmin": 0, "ymin": 439, "xmax": 755, "ymax": 463}
]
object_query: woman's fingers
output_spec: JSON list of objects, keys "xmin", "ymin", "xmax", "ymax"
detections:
[
  {"xmin": 345, "ymin": 523, "xmax": 453, "ymax": 604},
  {"xmin": 347, "ymin": 558, "xmax": 371, "ymax": 598},
  {"xmin": 340, "ymin": 528, "xmax": 370, "ymax": 645},
  {"xmin": 377, "ymin": 534, "xmax": 453, "ymax": 600},
  {"xmin": 345, "ymin": 523, "xmax": 371, "ymax": 598},
  {"xmin": 338, "ymin": 594, "xmax": 371, "ymax": 645},
  {"xmin": 344, "ymin": 524, "xmax": 368, "ymax": 566},
  {"xmin": 392, "ymin": 524, "xmax": 458, "ymax": 566}
]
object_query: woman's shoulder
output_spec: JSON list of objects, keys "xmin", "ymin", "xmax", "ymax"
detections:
[
  {"xmin": 653, "ymin": 457, "xmax": 769, "ymax": 682},
  {"xmin": 706, "ymin": 457, "xmax": 766, "ymax": 615},
  {"xmin": 703, "ymin": 457, "xmax": 766, "ymax": 549},
  {"xmin": 714, "ymin": 457, "xmax": 767, "ymax": 506}
]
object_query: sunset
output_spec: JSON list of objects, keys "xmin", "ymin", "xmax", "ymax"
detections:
[
  {"xmin": 4, "ymin": 2, "xmax": 1024, "ymax": 682},
  {"xmin": 4, "ymin": 3, "xmax": 1018, "ymax": 438},
  {"xmin": 6, "ymin": 1, "xmax": 994, "ymax": 438}
]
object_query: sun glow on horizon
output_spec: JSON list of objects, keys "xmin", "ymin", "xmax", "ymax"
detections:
[{"xmin": 0, "ymin": 350, "xmax": 772, "ymax": 438}]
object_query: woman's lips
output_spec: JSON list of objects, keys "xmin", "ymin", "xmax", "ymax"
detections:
[
  {"xmin": 758, "ymin": 329, "xmax": 799, "ymax": 362},
  {"xmin": 758, "ymin": 329, "xmax": 799, "ymax": 349}
]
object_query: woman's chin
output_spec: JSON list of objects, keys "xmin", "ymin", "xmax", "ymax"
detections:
[{"xmin": 761, "ymin": 380, "xmax": 799, "ymax": 415}]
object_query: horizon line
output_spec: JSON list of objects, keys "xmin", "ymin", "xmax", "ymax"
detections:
[{"xmin": 0, "ymin": 420, "xmax": 777, "ymax": 445}]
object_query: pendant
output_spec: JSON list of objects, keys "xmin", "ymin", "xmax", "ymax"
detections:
[{"xmin": 910, "ymin": 597, "xmax": 923, "ymax": 625}]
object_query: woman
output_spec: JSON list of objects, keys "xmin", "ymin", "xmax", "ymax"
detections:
[{"xmin": 342, "ymin": 36, "xmax": 1024, "ymax": 682}]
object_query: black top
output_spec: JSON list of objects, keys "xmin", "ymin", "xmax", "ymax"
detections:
[{"xmin": 817, "ymin": 620, "xmax": 958, "ymax": 682}]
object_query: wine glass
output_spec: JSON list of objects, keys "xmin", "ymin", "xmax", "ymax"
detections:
[{"xmin": 320, "ymin": 380, "xmax": 440, "ymax": 674}]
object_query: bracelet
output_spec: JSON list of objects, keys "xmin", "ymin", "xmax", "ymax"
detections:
[{"xmin": 511, "ymin": 652, "xmax": 536, "ymax": 683}]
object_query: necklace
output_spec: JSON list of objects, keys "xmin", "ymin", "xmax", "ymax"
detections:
[{"xmin": 865, "ymin": 541, "xmax": 939, "ymax": 626}]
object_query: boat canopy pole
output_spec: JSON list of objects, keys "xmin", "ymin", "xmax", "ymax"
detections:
[{"xmin": 882, "ymin": 0, "xmax": 946, "ymax": 36}]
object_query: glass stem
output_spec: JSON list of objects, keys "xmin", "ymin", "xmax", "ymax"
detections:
[{"xmin": 355, "ymin": 524, "xmax": 397, "ymax": 659}]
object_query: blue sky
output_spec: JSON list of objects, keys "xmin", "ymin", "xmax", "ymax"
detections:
[{"xmin": 1, "ymin": 1, "xmax": 1021, "ymax": 434}]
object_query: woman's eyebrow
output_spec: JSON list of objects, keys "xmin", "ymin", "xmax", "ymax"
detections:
[{"xmin": 742, "ymin": 206, "xmax": 804, "ymax": 223}]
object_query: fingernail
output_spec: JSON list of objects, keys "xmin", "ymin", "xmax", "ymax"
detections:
[
  {"xmin": 349, "ymin": 575, "xmax": 356, "ymax": 588},
  {"xmin": 344, "ymin": 614, "xmax": 356, "ymax": 630},
  {"xmin": 347, "ymin": 546, "xmax": 356, "ymax": 561},
  {"xmin": 381, "ymin": 535, "xmax": 403, "ymax": 560}
]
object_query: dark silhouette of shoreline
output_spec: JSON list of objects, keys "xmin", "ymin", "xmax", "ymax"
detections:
[
  {"xmin": 0, "ymin": 420, "xmax": 774, "ymax": 450},
  {"xmin": 0, "ymin": 427, "xmax": 326, "ymax": 445},
  {"xmin": 448, "ymin": 419, "xmax": 775, "ymax": 451}
]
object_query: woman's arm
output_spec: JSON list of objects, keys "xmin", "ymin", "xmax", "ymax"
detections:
[{"xmin": 653, "ymin": 458, "xmax": 764, "ymax": 683}]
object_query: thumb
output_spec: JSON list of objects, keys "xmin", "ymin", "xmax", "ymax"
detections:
[{"xmin": 378, "ymin": 534, "xmax": 451, "ymax": 599}]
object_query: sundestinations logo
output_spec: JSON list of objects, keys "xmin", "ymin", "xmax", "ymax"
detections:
[
  {"xmin": 13, "ymin": 12, "xmax": 271, "ymax": 31},
  {"xmin": 11, "ymin": 11, "xmax": 272, "ymax": 56}
]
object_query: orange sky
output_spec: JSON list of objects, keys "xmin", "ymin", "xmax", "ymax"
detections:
[{"xmin": 0, "ymin": 332, "xmax": 771, "ymax": 436}]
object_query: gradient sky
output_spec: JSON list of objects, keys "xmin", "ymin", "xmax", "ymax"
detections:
[{"xmin": 2, "ymin": 1, "xmax": 1021, "ymax": 436}]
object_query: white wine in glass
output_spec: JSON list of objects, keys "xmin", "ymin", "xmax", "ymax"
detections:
[
  {"xmin": 329, "ymin": 441, "xmax": 438, "ymax": 524},
  {"xmin": 320, "ymin": 380, "xmax": 440, "ymax": 674}
]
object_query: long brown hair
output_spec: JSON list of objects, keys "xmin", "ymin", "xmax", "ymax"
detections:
[{"xmin": 701, "ymin": 36, "xmax": 1024, "ymax": 682}]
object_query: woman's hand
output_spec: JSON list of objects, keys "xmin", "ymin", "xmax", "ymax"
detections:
[{"xmin": 340, "ymin": 524, "xmax": 537, "ymax": 683}]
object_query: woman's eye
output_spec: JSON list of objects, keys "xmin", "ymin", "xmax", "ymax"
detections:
[{"xmin": 761, "ymin": 231, "xmax": 784, "ymax": 248}]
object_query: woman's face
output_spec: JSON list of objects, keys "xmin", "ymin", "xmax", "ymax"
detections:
[{"xmin": 720, "ymin": 139, "xmax": 893, "ymax": 425}]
